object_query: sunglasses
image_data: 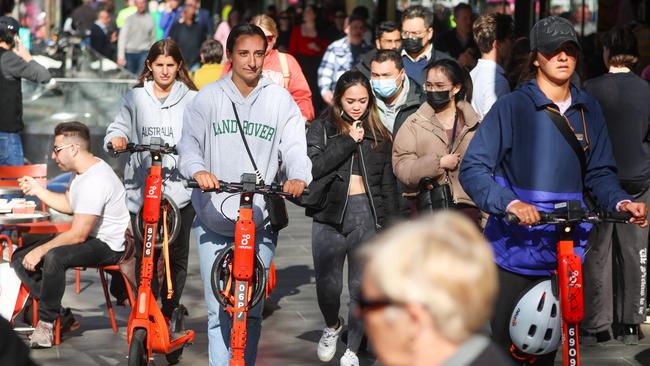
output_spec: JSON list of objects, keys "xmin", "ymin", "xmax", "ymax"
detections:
[
  {"xmin": 52, "ymin": 143, "xmax": 78, "ymax": 155},
  {"xmin": 356, "ymin": 295, "xmax": 396, "ymax": 314}
]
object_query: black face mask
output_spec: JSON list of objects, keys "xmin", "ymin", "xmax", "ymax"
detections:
[
  {"xmin": 341, "ymin": 108, "xmax": 370, "ymax": 124},
  {"xmin": 426, "ymin": 90, "xmax": 452, "ymax": 110},
  {"xmin": 402, "ymin": 37, "xmax": 425, "ymax": 54}
]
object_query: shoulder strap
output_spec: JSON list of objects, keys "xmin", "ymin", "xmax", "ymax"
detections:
[
  {"xmin": 231, "ymin": 101, "xmax": 264, "ymax": 184},
  {"xmin": 278, "ymin": 52, "xmax": 290, "ymax": 89},
  {"xmin": 544, "ymin": 107, "xmax": 596, "ymax": 210}
]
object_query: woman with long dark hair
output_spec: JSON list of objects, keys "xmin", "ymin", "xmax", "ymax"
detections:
[
  {"xmin": 104, "ymin": 39, "xmax": 197, "ymax": 318},
  {"xmin": 306, "ymin": 70, "xmax": 396, "ymax": 366},
  {"xmin": 393, "ymin": 58, "xmax": 481, "ymax": 223}
]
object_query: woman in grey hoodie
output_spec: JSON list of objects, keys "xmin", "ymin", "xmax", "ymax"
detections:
[{"xmin": 104, "ymin": 39, "xmax": 198, "ymax": 318}]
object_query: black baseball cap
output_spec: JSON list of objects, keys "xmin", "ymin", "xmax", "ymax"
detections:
[
  {"xmin": 530, "ymin": 16, "xmax": 580, "ymax": 54},
  {"xmin": 0, "ymin": 16, "xmax": 20, "ymax": 34}
]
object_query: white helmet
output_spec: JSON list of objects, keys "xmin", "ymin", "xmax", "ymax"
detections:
[{"xmin": 509, "ymin": 279, "xmax": 562, "ymax": 355}]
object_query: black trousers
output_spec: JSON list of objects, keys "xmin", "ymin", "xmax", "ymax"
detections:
[
  {"xmin": 12, "ymin": 238, "xmax": 123, "ymax": 323},
  {"xmin": 311, "ymin": 194, "xmax": 376, "ymax": 353},
  {"xmin": 491, "ymin": 267, "xmax": 558, "ymax": 366},
  {"xmin": 132, "ymin": 204, "xmax": 195, "ymax": 318}
]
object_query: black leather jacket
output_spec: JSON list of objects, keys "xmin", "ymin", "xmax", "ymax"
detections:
[{"xmin": 306, "ymin": 117, "xmax": 397, "ymax": 228}]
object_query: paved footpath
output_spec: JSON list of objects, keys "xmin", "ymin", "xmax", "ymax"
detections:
[{"xmin": 25, "ymin": 203, "xmax": 650, "ymax": 365}]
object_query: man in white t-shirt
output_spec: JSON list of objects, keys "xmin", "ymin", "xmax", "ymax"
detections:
[
  {"xmin": 470, "ymin": 13, "xmax": 514, "ymax": 119},
  {"xmin": 11, "ymin": 121, "xmax": 130, "ymax": 349}
]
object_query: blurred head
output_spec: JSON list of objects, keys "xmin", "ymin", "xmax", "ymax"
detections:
[
  {"xmin": 573, "ymin": 5, "xmax": 590, "ymax": 24},
  {"xmin": 370, "ymin": 50, "xmax": 405, "ymax": 100},
  {"xmin": 250, "ymin": 14, "xmax": 277, "ymax": 54},
  {"xmin": 52, "ymin": 122, "xmax": 92, "ymax": 171},
  {"xmin": 0, "ymin": 16, "xmax": 19, "ymax": 48},
  {"xmin": 226, "ymin": 24, "xmax": 267, "ymax": 86},
  {"xmin": 331, "ymin": 70, "xmax": 390, "ymax": 143},
  {"xmin": 375, "ymin": 21, "xmax": 401, "ymax": 50},
  {"xmin": 135, "ymin": 0, "xmax": 147, "ymax": 14},
  {"xmin": 423, "ymin": 58, "xmax": 471, "ymax": 110},
  {"xmin": 345, "ymin": 15, "xmax": 366, "ymax": 46},
  {"xmin": 97, "ymin": 9, "xmax": 111, "ymax": 27},
  {"xmin": 473, "ymin": 13, "xmax": 514, "ymax": 64},
  {"xmin": 228, "ymin": 9, "xmax": 240, "ymax": 26},
  {"xmin": 182, "ymin": 0, "xmax": 197, "ymax": 22},
  {"xmin": 302, "ymin": 5, "xmax": 316, "ymax": 23},
  {"xmin": 453, "ymin": 3, "xmax": 473, "ymax": 35},
  {"xmin": 602, "ymin": 26, "xmax": 639, "ymax": 69},
  {"xmin": 200, "ymin": 39, "xmax": 223, "ymax": 64},
  {"xmin": 136, "ymin": 39, "xmax": 197, "ymax": 90},
  {"xmin": 401, "ymin": 6, "xmax": 434, "ymax": 55},
  {"xmin": 360, "ymin": 212, "xmax": 497, "ymax": 366},
  {"xmin": 167, "ymin": 0, "xmax": 179, "ymax": 10},
  {"xmin": 334, "ymin": 10, "xmax": 346, "ymax": 30}
]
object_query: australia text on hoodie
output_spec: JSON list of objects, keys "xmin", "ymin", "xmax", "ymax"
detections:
[{"xmin": 104, "ymin": 80, "xmax": 197, "ymax": 214}]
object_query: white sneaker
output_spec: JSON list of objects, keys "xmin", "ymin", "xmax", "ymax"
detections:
[
  {"xmin": 340, "ymin": 349, "xmax": 359, "ymax": 366},
  {"xmin": 317, "ymin": 317, "xmax": 344, "ymax": 362}
]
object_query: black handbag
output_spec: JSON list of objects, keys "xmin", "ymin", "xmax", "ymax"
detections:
[
  {"xmin": 231, "ymin": 102, "xmax": 289, "ymax": 232},
  {"xmin": 292, "ymin": 126, "xmax": 336, "ymax": 211},
  {"xmin": 418, "ymin": 114, "xmax": 458, "ymax": 212}
]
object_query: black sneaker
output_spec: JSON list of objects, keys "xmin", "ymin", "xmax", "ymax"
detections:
[
  {"xmin": 620, "ymin": 324, "xmax": 639, "ymax": 345},
  {"xmin": 60, "ymin": 308, "xmax": 80, "ymax": 333},
  {"xmin": 580, "ymin": 329, "xmax": 611, "ymax": 346}
]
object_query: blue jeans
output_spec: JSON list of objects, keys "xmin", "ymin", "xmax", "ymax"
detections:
[
  {"xmin": 194, "ymin": 218, "xmax": 277, "ymax": 366},
  {"xmin": 0, "ymin": 132, "xmax": 24, "ymax": 166},
  {"xmin": 125, "ymin": 51, "xmax": 148, "ymax": 76}
]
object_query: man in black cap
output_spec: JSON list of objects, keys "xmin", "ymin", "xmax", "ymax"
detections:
[{"xmin": 0, "ymin": 16, "xmax": 51, "ymax": 166}]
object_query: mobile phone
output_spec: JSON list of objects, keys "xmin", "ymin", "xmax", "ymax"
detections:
[{"xmin": 353, "ymin": 121, "xmax": 362, "ymax": 130}]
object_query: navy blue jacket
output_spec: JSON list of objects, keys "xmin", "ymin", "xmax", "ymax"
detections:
[{"xmin": 459, "ymin": 79, "xmax": 631, "ymax": 275}]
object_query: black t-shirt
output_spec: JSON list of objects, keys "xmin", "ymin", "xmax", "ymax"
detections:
[{"xmin": 584, "ymin": 72, "xmax": 650, "ymax": 191}]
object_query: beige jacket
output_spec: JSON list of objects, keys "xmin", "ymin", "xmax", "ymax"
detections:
[{"xmin": 392, "ymin": 100, "xmax": 480, "ymax": 207}]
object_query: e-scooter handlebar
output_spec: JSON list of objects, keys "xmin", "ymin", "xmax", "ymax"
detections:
[
  {"xmin": 505, "ymin": 210, "xmax": 632, "ymax": 225},
  {"xmin": 184, "ymin": 179, "xmax": 309, "ymax": 197},
  {"xmin": 106, "ymin": 138, "xmax": 177, "ymax": 156}
]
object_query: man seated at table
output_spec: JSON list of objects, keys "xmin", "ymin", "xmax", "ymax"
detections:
[{"xmin": 11, "ymin": 121, "xmax": 130, "ymax": 348}]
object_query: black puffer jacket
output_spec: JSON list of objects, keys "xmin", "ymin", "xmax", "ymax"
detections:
[{"xmin": 306, "ymin": 117, "xmax": 397, "ymax": 229}]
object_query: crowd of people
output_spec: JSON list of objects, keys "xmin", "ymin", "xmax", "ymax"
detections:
[{"xmin": 1, "ymin": 1, "xmax": 650, "ymax": 366}]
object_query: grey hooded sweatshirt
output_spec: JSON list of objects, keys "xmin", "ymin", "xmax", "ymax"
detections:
[
  {"xmin": 104, "ymin": 80, "xmax": 197, "ymax": 214},
  {"xmin": 178, "ymin": 73, "xmax": 312, "ymax": 236}
]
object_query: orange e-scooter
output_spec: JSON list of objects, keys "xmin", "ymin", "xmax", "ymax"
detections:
[
  {"xmin": 108, "ymin": 137, "xmax": 194, "ymax": 365},
  {"xmin": 185, "ymin": 173, "xmax": 303, "ymax": 366},
  {"xmin": 508, "ymin": 200, "xmax": 631, "ymax": 366}
]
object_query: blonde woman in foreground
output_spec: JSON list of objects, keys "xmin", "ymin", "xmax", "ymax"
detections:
[{"xmin": 359, "ymin": 212, "xmax": 515, "ymax": 366}]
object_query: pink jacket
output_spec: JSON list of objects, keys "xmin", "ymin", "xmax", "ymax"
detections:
[{"xmin": 222, "ymin": 50, "xmax": 315, "ymax": 121}]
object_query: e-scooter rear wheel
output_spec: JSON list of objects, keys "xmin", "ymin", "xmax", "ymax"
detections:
[{"xmin": 128, "ymin": 328, "xmax": 148, "ymax": 366}]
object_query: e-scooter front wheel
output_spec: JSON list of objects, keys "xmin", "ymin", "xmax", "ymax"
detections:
[
  {"xmin": 211, "ymin": 244, "xmax": 267, "ymax": 309},
  {"xmin": 128, "ymin": 328, "xmax": 148, "ymax": 366}
]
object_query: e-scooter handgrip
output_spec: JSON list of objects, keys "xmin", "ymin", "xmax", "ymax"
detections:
[
  {"xmin": 602, "ymin": 211, "xmax": 632, "ymax": 223},
  {"xmin": 505, "ymin": 212, "xmax": 552, "ymax": 225},
  {"xmin": 106, "ymin": 141, "xmax": 135, "ymax": 155}
]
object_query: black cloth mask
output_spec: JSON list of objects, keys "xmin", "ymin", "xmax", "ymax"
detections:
[
  {"xmin": 341, "ymin": 108, "xmax": 370, "ymax": 123},
  {"xmin": 426, "ymin": 90, "xmax": 452, "ymax": 110},
  {"xmin": 402, "ymin": 37, "xmax": 425, "ymax": 54}
]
